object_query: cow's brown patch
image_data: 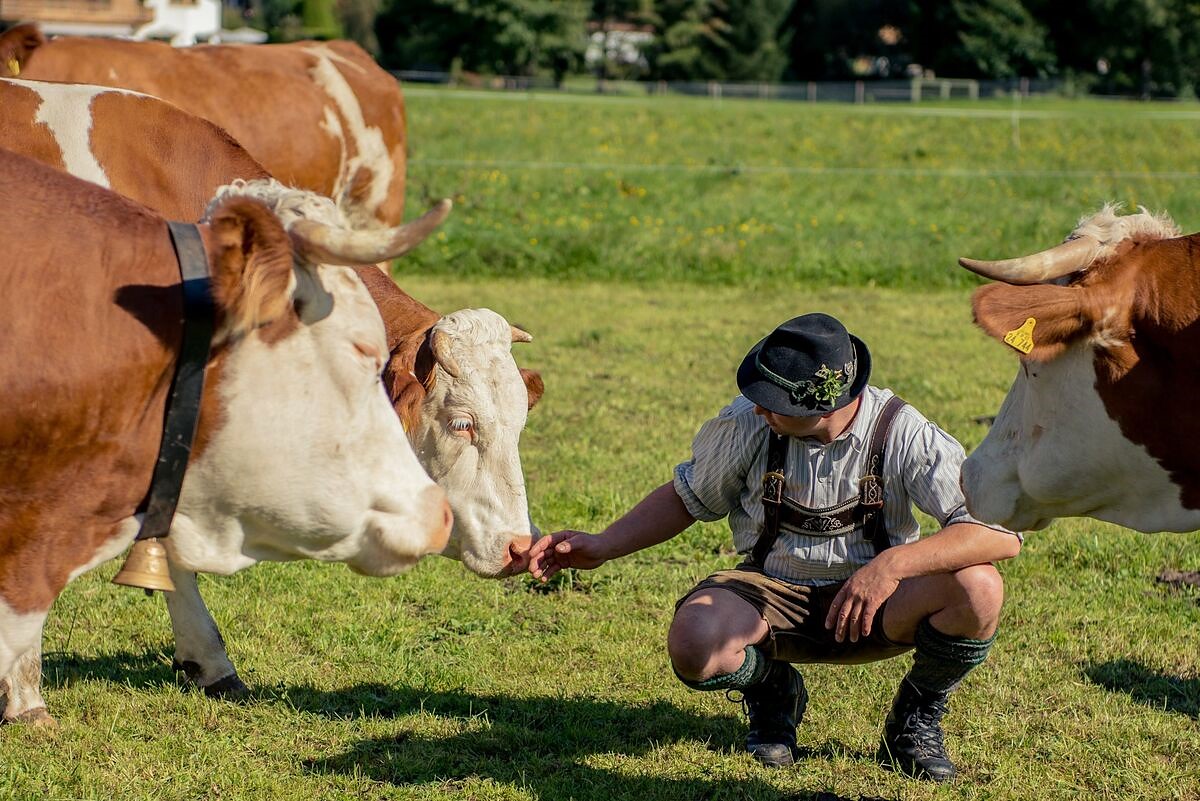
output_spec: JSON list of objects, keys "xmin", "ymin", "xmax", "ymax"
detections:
[
  {"xmin": 90, "ymin": 92, "xmax": 269, "ymax": 221},
  {"xmin": 16, "ymin": 33, "xmax": 407, "ymax": 226},
  {"xmin": 974, "ymin": 235, "xmax": 1200, "ymax": 511},
  {"xmin": 0, "ymin": 81, "xmax": 68, "ymax": 174}
]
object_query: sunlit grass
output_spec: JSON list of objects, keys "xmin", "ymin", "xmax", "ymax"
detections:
[
  {"xmin": 6, "ymin": 278, "xmax": 1199, "ymax": 801},
  {"xmin": 398, "ymin": 89, "xmax": 1200, "ymax": 288}
]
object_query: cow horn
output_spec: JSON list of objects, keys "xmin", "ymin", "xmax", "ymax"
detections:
[
  {"xmin": 288, "ymin": 199, "xmax": 452, "ymax": 266},
  {"xmin": 429, "ymin": 329, "xmax": 461, "ymax": 378},
  {"xmin": 511, "ymin": 325, "xmax": 532, "ymax": 343},
  {"xmin": 958, "ymin": 235, "xmax": 1100, "ymax": 285}
]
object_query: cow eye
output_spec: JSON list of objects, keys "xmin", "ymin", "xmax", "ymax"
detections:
[{"xmin": 448, "ymin": 417, "xmax": 475, "ymax": 439}]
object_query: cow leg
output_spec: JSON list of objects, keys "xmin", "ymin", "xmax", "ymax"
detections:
[
  {"xmin": 0, "ymin": 611, "xmax": 54, "ymax": 727},
  {"xmin": 1, "ymin": 645, "xmax": 53, "ymax": 726},
  {"xmin": 163, "ymin": 564, "xmax": 247, "ymax": 698}
]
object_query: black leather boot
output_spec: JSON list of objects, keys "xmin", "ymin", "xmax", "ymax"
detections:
[
  {"xmin": 877, "ymin": 678, "xmax": 957, "ymax": 782},
  {"xmin": 737, "ymin": 661, "xmax": 807, "ymax": 768}
]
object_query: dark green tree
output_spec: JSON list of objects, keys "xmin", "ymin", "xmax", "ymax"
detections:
[
  {"xmin": 1031, "ymin": 0, "xmax": 1199, "ymax": 97},
  {"xmin": 908, "ymin": 0, "xmax": 1055, "ymax": 79},
  {"xmin": 718, "ymin": 0, "xmax": 794, "ymax": 80},
  {"xmin": 783, "ymin": 0, "xmax": 909, "ymax": 79},
  {"xmin": 646, "ymin": 0, "xmax": 793, "ymax": 81},
  {"xmin": 376, "ymin": 0, "xmax": 588, "ymax": 76}
]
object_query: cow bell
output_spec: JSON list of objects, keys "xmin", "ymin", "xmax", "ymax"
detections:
[{"xmin": 112, "ymin": 538, "xmax": 176, "ymax": 593}]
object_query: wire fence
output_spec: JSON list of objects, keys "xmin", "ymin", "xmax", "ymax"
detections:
[{"xmin": 393, "ymin": 71, "xmax": 1072, "ymax": 104}]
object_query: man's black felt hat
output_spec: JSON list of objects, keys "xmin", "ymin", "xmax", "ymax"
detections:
[{"xmin": 736, "ymin": 313, "xmax": 871, "ymax": 417}]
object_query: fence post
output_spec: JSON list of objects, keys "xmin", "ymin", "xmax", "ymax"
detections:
[
  {"xmin": 1020, "ymin": 76, "xmax": 1030, "ymax": 97},
  {"xmin": 808, "ymin": 81, "xmax": 816, "ymax": 102},
  {"xmin": 855, "ymin": 80, "xmax": 864, "ymax": 104},
  {"xmin": 910, "ymin": 78, "xmax": 921, "ymax": 103}
]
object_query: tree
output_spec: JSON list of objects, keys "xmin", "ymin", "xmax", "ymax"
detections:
[
  {"xmin": 377, "ymin": 0, "xmax": 588, "ymax": 76},
  {"xmin": 908, "ymin": 0, "xmax": 1055, "ymax": 79},
  {"xmin": 783, "ymin": 0, "xmax": 909, "ymax": 79},
  {"xmin": 646, "ymin": 0, "xmax": 794, "ymax": 81}
]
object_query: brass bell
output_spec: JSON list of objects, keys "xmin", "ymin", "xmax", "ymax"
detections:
[{"xmin": 112, "ymin": 538, "xmax": 176, "ymax": 593}]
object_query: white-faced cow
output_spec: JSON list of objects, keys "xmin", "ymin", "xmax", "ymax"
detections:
[
  {"xmin": 0, "ymin": 78, "xmax": 545, "ymax": 700},
  {"xmin": 0, "ymin": 148, "xmax": 452, "ymax": 724},
  {"xmin": 959, "ymin": 203, "xmax": 1200, "ymax": 533},
  {"xmin": 0, "ymin": 23, "xmax": 408, "ymax": 230}
]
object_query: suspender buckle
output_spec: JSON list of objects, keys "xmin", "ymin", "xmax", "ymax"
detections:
[
  {"xmin": 762, "ymin": 470, "xmax": 785, "ymax": 505},
  {"xmin": 859, "ymin": 474, "xmax": 884, "ymax": 509}
]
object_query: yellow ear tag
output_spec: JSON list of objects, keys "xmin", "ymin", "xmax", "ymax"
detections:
[
  {"xmin": 1003, "ymin": 317, "xmax": 1037, "ymax": 354},
  {"xmin": 6, "ymin": 59, "xmax": 19, "ymax": 77}
]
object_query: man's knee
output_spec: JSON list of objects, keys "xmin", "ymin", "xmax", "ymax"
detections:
[
  {"xmin": 947, "ymin": 564, "xmax": 1004, "ymax": 635},
  {"xmin": 667, "ymin": 603, "xmax": 725, "ymax": 680}
]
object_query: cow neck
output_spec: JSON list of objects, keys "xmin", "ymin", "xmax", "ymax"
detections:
[
  {"xmin": 353, "ymin": 265, "xmax": 440, "ymax": 375},
  {"xmin": 136, "ymin": 221, "xmax": 215, "ymax": 542}
]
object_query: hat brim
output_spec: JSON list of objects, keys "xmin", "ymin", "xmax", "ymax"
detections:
[{"xmin": 736, "ymin": 334, "xmax": 871, "ymax": 417}]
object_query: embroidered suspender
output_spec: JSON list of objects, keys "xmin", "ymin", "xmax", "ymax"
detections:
[
  {"xmin": 750, "ymin": 395, "xmax": 908, "ymax": 569},
  {"xmin": 752, "ymin": 431, "xmax": 789, "ymax": 567}
]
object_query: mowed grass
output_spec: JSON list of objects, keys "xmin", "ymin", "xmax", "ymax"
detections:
[
  {"xmin": 4, "ymin": 278, "xmax": 1200, "ymax": 801},
  {"xmin": 397, "ymin": 88, "xmax": 1200, "ymax": 288}
]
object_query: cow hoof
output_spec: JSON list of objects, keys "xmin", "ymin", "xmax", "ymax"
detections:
[
  {"xmin": 203, "ymin": 674, "xmax": 250, "ymax": 700},
  {"xmin": 4, "ymin": 707, "xmax": 57, "ymax": 728}
]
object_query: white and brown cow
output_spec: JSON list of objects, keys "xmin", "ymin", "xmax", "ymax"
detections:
[
  {"xmin": 0, "ymin": 78, "xmax": 544, "ymax": 697},
  {"xmin": 0, "ymin": 148, "xmax": 452, "ymax": 724},
  {"xmin": 0, "ymin": 23, "xmax": 408, "ymax": 230},
  {"xmin": 0, "ymin": 77, "xmax": 542, "ymax": 577},
  {"xmin": 960, "ymin": 203, "xmax": 1200, "ymax": 533}
]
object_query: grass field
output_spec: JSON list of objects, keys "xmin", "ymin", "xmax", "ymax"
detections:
[
  {"xmin": 397, "ymin": 89, "xmax": 1200, "ymax": 288},
  {"xmin": 4, "ymin": 91, "xmax": 1200, "ymax": 800}
]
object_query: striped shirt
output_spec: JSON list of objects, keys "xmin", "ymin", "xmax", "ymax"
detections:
[{"xmin": 673, "ymin": 385, "xmax": 1017, "ymax": 585}]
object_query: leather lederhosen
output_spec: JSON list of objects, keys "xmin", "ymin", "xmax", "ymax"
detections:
[{"xmin": 750, "ymin": 395, "xmax": 907, "ymax": 569}]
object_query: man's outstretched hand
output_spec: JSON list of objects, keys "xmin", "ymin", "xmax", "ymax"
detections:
[{"xmin": 528, "ymin": 530, "xmax": 610, "ymax": 582}]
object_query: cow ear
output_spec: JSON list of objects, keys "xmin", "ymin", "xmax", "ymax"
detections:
[
  {"xmin": 206, "ymin": 198, "xmax": 295, "ymax": 338},
  {"xmin": 972, "ymin": 282, "xmax": 1092, "ymax": 361},
  {"xmin": 520, "ymin": 368, "xmax": 544, "ymax": 411},
  {"xmin": 0, "ymin": 24, "xmax": 45, "ymax": 76}
]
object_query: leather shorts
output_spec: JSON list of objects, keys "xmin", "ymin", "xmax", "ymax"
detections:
[{"xmin": 676, "ymin": 563, "xmax": 913, "ymax": 665}]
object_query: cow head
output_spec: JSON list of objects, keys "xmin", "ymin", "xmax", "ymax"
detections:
[
  {"xmin": 960, "ymin": 204, "xmax": 1200, "ymax": 532},
  {"xmin": 392, "ymin": 310, "xmax": 544, "ymax": 577},
  {"xmin": 170, "ymin": 185, "xmax": 452, "ymax": 577}
]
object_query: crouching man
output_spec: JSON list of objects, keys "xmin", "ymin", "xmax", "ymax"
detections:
[{"xmin": 529, "ymin": 313, "xmax": 1020, "ymax": 782}]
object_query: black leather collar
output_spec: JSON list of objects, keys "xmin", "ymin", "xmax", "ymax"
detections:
[{"xmin": 135, "ymin": 222, "xmax": 215, "ymax": 543}]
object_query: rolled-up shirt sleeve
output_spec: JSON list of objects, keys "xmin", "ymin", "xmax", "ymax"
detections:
[
  {"xmin": 674, "ymin": 400, "xmax": 764, "ymax": 523},
  {"xmin": 898, "ymin": 419, "xmax": 1021, "ymax": 539}
]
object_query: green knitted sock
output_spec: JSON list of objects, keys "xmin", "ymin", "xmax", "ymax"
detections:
[
  {"xmin": 675, "ymin": 645, "xmax": 772, "ymax": 691},
  {"xmin": 906, "ymin": 617, "xmax": 995, "ymax": 695}
]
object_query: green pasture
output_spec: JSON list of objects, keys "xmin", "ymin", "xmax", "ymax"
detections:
[
  {"xmin": 4, "ymin": 91, "xmax": 1200, "ymax": 800},
  {"xmin": 398, "ymin": 88, "xmax": 1200, "ymax": 288}
]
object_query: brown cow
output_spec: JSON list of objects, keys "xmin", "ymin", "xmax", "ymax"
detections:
[
  {"xmin": 0, "ymin": 147, "xmax": 452, "ymax": 724},
  {"xmin": 0, "ymin": 77, "xmax": 544, "ymax": 702},
  {"xmin": 0, "ymin": 23, "xmax": 408, "ymax": 230},
  {"xmin": 960, "ymin": 203, "xmax": 1200, "ymax": 533}
]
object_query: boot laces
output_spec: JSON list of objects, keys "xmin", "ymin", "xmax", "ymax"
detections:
[{"xmin": 897, "ymin": 698, "xmax": 948, "ymax": 755}]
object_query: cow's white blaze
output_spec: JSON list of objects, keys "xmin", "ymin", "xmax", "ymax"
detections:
[
  {"xmin": 962, "ymin": 341, "xmax": 1193, "ymax": 532},
  {"xmin": 304, "ymin": 46, "xmax": 393, "ymax": 230},
  {"xmin": 12, "ymin": 78, "xmax": 112, "ymax": 187},
  {"xmin": 410, "ymin": 309, "xmax": 535, "ymax": 577}
]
